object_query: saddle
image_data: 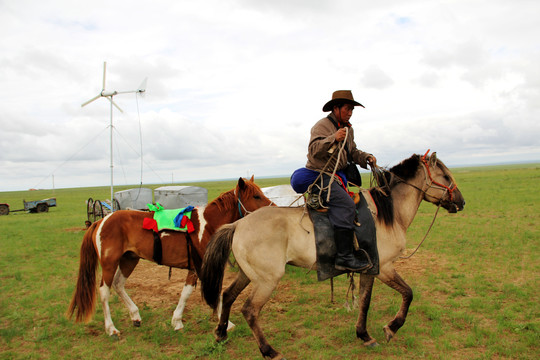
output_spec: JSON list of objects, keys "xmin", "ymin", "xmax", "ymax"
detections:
[
  {"xmin": 308, "ymin": 190, "xmax": 379, "ymax": 281},
  {"xmin": 142, "ymin": 203, "xmax": 195, "ymax": 232},
  {"xmin": 142, "ymin": 203, "xmax": 196, "ymax": 266}
]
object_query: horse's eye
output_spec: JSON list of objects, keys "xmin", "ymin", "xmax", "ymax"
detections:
[
  {"xmin": 254, "ymin": 195, "xmax": 261, "ymax": 200},
  {"xmin": 444, "ymin": 175, "xmax": 451, "ymax": 182}
]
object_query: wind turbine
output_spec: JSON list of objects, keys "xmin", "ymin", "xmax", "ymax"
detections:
[{"xmin": 82, "ymin": 62, "xmax": 147, "ymax": 210}]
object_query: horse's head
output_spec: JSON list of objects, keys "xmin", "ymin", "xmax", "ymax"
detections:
[
  {"xmin": 235, "ymin": 175, "xmax": 274, "ymax": 217},
  {"xmin": 421, "ymin": 151, "xmax": 465, "ymax": 213}
]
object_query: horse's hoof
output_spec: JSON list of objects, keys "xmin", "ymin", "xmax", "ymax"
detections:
[
  {"xmin": 133, "ymin": 320, "xmax": 141, "ymax": 327},
  {"xmin": 215, "ymin": 335, "xmax": 228, "ymax": 343},
  {"xmin": 363, "ymin": 338, "xmax": 379, "ymax": 347},
  {"xmin": 215, "ymin": 335, "xmax": 228, "ymax": 344},
  {"xmin": 267, "ymin": 355, "xmax": 286, "ymax": 360},
  {"xmin": 383, "ymin": 325, "xmax": 395, "ymax": 342},
  {"xmin": 110, "ymin": 333, "xmax": 120, "ymax": 341},
  {"xmin": 214, "ymin": 330, "xmax": 228, "ymax": 343}
]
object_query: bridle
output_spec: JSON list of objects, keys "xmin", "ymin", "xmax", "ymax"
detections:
[
  {"xmin": 384, "ymin": 149, "xmax": 456, "ymax": 204},
  {"xmin": 234, "ymin": 188, "xmax": 251, "ymax": 218},
  {"xmin": 419, "ymin": 149, "xmax": 457, "ymax": 202},
  {"xmin": 388, "ymin": 149, "xmax": 458, "ymax": 259},
  {"xmin": 234, "ymin": 188, "xmax": 275, "ymax": 218}
]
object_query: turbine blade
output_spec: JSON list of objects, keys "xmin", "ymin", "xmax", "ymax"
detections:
[
  {"xmin": 107, "ymin": 97, "xmax": 124, "ymax": 113},
  {"xmin": 81, "ymin": 94, "xmax": 101, "ymax": 107},
  {"xmin": 138, "ymin": 77, "xmax": 147, "ymax": 92},
  {"xmin": 102, "ymin": 62, "xmax": 107, "ymax": 90}
]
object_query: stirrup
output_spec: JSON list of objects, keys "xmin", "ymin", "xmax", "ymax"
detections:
[
  {"xmin": 335, "ymin": 262, "xmax": 372, "ymax": 272},
  {"xmin": 306, "ymin": 192, "xmax": 321, "ymax": 210}
]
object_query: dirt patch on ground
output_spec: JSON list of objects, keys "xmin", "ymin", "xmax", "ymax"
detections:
[
  {"xmin": 394, "ymin": 249, "xmax": 447, "ymax": 276},
  {"xmin": 127, "ymin": 261, "xmax": 251, "ymax": 313},
  {"xmin": 126, "ymin": 249, "xmax": 444, "ymax": 311}
]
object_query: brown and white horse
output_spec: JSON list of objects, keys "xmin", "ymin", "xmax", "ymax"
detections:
[
  {"xmin": 200, "ymin": 152, "xmax": 465, "ymax": 359},
  {"xmin": 68, "ymin": 176, "xmax": 272, "ymax": 338}
]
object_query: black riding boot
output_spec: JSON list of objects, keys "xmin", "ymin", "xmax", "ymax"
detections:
[{"xmin": 334, "ymin": 227, "xmax": 371, "ymax": 272}]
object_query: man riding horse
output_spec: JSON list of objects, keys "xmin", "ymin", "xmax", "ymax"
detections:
[{"xmin": 291, "ymin": 90, "xmax": 377, "ymax": 272}]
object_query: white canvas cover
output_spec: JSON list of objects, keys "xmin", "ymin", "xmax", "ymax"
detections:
[
  {"xmin": 262, "ymin": 185, "xmax": 305, "ymax": 207},
  {"xmin": 154, "ymin": 186, "xmax": 208, "ymax": 209},
  {"xmin": 114, "ymin": 188, "xmax": 153, "ymax": 210}
]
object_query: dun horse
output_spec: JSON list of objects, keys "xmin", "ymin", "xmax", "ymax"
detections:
[
  {"xmin": 68, "ymin": 177, "xmax": 272, "ymax": 338},
  {"xmin": 201, "ymin": 152, "xmax": 465, "ymax": 359}
]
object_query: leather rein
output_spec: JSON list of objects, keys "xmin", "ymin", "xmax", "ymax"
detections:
[
  {"xmin": 379, "ymin": 149, "xmax": 457, "ymax": 204},
  {"xmin": 372, "ymin": 150, "xmax": 457, "ymax": 259}
]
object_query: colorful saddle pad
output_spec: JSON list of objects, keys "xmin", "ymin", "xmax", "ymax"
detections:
[{"xmin": 142, "ymin": 203, "xmax": 195, "ymax": 233}]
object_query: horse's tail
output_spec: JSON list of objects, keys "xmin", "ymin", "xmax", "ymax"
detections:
[
  {"xmin": 67, "ymin": 221, "xmax": 100, "ymax": 323},
  {"xmin": 200, "ymin": 223, "xmax": 237, "ymax": 310}
]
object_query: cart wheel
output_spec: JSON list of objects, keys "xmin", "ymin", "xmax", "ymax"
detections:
[
  {"xmin": 93, "ymin": 200, "xmax": 104, "ymax": 222},
  {"xmin": 113, "ymin": 199, "xmax": 121, "ymax": 212},
  {"xmin": 0, "ymin": 204, "xmax": 9, "ymax": 216},
  {"xmin": 36, "ymin": 203, "xmax": 49, "ymax": 213},
  {"xmin": 87, "ymin": 198, "xmax": 94, "ymax": 221}
]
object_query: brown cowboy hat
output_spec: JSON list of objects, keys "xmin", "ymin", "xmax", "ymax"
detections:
[{"xmin": 322, "ymin": 90, "xmax": 365, "ymax": 112}]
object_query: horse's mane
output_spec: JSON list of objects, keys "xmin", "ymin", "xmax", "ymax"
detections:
[
  {"xmin": 208, "ymin": 180, "xmax": 258, "ymax": 212},
  {"xmin": 369, "ymin": 154, "xmax": 423, "ymax": 226}
]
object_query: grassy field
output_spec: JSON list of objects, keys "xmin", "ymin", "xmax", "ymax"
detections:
[{"xmin": 0, "ymin": 164, "xmax": 539, "ymax": 359}]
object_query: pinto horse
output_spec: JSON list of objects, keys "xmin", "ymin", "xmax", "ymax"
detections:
[
  {"xmin": 200, "ymin": 152, "xmax": 465, "ymax": 359},
  {"xmin": 68, "ymin": 176, "xmax": 272, "ymax": 338}
]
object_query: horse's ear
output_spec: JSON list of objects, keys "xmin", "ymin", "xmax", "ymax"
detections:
[
  {"xmin": 238, "ymin": 177, "xmax": 246, "ymax": 189},
  {"xmin": 250, "ymin": 175, "xmax": 254, "ymax": 182},
  {"xmin": 429, "ymin": 152, "xmax": 438, "ymax": 167}
]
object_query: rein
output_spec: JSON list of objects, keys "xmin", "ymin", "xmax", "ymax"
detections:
[
  {"xmin": 384, "ymin": 150, "xmax": 454, "ymax": 259},
  {"xmin": 399, "ymin": 203, "xmax": 441, "ymax": 259},
  {"xmin": 305, "ymin": 127, "xmax": 349, "ymax": 209},
  {"xmin": 234, "ymin": 189, "xmax": 250, "ymax": 218},
  {"xmin": 390, "ymin": 150, "xmax": 455, "ymax": 206}
]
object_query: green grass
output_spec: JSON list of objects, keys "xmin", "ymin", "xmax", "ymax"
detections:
[{"xmin": 1, "ymin": 164, "xmax": 539, "ymax": 359}]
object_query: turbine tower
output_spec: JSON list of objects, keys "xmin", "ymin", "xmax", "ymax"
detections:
[{"xmin": 82, "ymin": 62, "xmax": 147, "ymax": 210}]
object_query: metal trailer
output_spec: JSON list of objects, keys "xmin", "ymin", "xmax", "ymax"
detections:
[{"xmin": 0, "ymin": 198, "xmax": 57, "ymax": 215}]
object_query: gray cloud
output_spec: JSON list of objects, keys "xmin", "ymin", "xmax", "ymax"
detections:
[{"xmin": 0, "ymin": 0, "xmax": 539, "ymax": 191}]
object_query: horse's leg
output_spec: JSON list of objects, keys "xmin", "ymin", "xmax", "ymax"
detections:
[
  {"xmin": 216, "ymin": 293, "xmax": 236, "ymax": 331},
  {"xmin": 171, "ymin": 270, "xmax": 197, "ymax": 331},
  {"xmin": 215, "ymin": 269, "xmax": 250, "ymax": 342},
  {"xmin": 355, "ymin": 274, "xmax": 379, "ymax": 347},
  {"xmin": 99, "ymin": 263, "xmax": 121, "ymax": 338},
  {"xmin": 112, "ymin": 256, "xmax": 142, "ymax": 327},
  {"xmin": 378, "ymin": 268, "xmax": 413, "ymax": 342},
  {"xmin": 242, "ymin": 281, "xmax": 283, "ymax": 360}
]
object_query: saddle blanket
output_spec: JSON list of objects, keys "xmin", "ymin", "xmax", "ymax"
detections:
[
  {"xmin": 309, "ymin": 190, "xmax": 379, "ymax": 281},
  {"xmin": 142, "ymin": 203, "xmax": 195, "ymax": 233}
]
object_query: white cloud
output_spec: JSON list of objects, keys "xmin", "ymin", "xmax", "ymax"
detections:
[{"xmin": 0, "ymin": 0, "xmax": 539, "ymax": 191}]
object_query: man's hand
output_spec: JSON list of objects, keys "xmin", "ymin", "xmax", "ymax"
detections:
[
  {"xmin": 367, "ymin": 155, "xmax": 377, "ymax": 167},
  {"xmin": 335, "ymin": 128, "xmax": 347, "ymax": 142}
]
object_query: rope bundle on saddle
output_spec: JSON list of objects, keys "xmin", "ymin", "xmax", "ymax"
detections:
[{"xmin": 305, "ymin": 127, "xmax": 350, "ymax": 210}]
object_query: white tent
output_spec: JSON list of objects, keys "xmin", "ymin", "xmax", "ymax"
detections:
[
  {"xmin": 262, "ymin": 185, "xmax": 305, "ymax": 207},
  {"xmin": 154, "ymin": 186, "xmax": 208, "ymax": 209},
  {"xmin": 114, "ymin": 188, "xmax": 153, "ymax": 210}
]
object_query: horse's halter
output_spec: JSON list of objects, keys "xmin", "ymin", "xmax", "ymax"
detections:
[
  {"xmin": 395, "ymin": 150, "xmax": 457, "ymax": 260},
  {"xmin": 420, "ymin": 149, "xmax": 457, "ymax": 202},
  {"xmin": 233, "ymin": 188, "xmax": 250, "ymax": 218},
  {"xmin": 387, "ymin": 150, "xmax": 456, "ymax": 204}
]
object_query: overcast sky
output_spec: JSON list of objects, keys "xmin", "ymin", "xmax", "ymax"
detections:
[{"xmin": 1, "ymin": 0, "xmax": 539, "ymax": 192}]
